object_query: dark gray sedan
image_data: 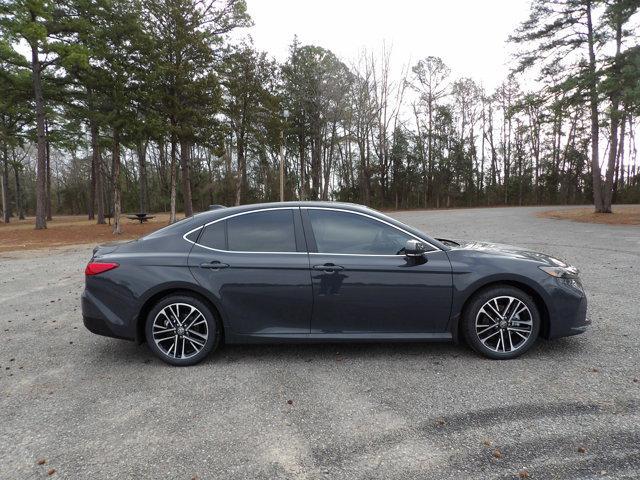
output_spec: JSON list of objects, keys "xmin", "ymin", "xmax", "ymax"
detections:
[{"xmin": 82, "ymin": 202, "xmax": 588, "ymax": 365}]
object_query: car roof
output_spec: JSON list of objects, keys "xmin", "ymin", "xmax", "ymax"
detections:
[{"xmin": 192, "ymin": 201, "xmax": 371, "ymax": 222}]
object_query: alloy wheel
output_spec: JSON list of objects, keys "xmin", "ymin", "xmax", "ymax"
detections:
[
  {"xmin": 152, "ymin": 303, "xmax": 209, "ymax": 359},
  {"xmin": 475, "ymin": 295, "xmax": 533, "ymax": 353}
]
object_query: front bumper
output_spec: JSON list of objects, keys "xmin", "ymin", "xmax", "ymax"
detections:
[
  {"xmin": 546, "ymin": 281, "xmax": 589, "ymax": 339},
  {"xmin": 81, "ymin": 290, "xmax": 135, "ymax": 341}
]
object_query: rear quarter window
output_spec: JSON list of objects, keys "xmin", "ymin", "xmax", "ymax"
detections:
[{"xmin": 197, "ymin": 221, "xmax": 227, "ymax": 250}]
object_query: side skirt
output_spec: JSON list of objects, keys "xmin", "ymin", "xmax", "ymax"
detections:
[{"xmin": 225, "ymin": 332, "xmax": 453, "ymax": 344}]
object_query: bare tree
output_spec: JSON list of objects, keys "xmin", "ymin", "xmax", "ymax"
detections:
[{"xmin": 410, "ymin": 56, "xmax": 450, "ymax": 204}]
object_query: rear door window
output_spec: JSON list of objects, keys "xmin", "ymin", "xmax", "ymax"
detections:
[{"xmin": 227, "ymin": 209, "xmax": 296, "ymax": 252}]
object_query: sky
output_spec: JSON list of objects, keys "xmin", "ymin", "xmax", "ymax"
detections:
[{"xmin": 239, "ymin": 0, "xmax": 532, "ymax": 91}]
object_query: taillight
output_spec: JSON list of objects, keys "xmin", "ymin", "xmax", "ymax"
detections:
[{"xmin": 85, "ymin": 262, "xmax": 119, "ymax": 276}]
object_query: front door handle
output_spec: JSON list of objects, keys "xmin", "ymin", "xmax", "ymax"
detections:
[
  {"xmin": 312, "ymin": 264, "xmax": 344, "ymax": 273},
  {"xmin": 200, "ymin": 261, "xmax": 230, "ymax": 270}
]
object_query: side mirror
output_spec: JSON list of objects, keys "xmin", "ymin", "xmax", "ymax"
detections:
[{"xmin": 405, "ymin": 239, "xmax": 427, "ymax": 257}]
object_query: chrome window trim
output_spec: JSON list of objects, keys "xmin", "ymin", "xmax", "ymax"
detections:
[{"xmin": 183, "ymin": 205, "xmax": 441, "ymax": 256}]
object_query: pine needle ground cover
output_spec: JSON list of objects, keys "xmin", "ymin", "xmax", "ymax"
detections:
[{"xmin": 538, "ymin": 205, "xmax": 640, "ymax": 226}]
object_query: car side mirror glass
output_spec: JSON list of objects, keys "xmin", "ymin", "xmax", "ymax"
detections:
[{"xmin": 405, "ymin": 239, "xmax": 427, "ymax": 257}]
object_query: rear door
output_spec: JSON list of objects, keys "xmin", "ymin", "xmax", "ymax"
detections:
[
  {"xmin": 302, "ymin": 207, "xmax": 452, "ymax": 334},
  {"xmin": 188, "ymin": 207, "xmax": 312, "ymax": 337}
]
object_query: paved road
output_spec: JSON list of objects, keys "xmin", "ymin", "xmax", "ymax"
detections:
[{"xmin": 1, "ymin": 206, "xmax": 639, "ymax": 479}]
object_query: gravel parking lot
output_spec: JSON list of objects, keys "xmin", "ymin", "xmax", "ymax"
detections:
[{"xmin": 1, "ymin": 206, "xmax": 639, "ymax": 479}]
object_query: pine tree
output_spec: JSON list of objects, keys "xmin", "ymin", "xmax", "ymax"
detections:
[{"xmin": 0, "ymin": 0, "xmax": 87, "ymax": 228}]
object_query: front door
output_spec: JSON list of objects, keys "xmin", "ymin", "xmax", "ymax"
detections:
[
  {"xmin": 302, "ymin": 208, "xmax": 452, "ymax": 334},
  {"xmin": 188, "ymin": 208, "xmax": 312, "ymax": 337}
]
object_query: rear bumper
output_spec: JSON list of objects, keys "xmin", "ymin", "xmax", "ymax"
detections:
[{"xmin": 81, "ymin": 290, "xmax": 135, "ymax": 341}]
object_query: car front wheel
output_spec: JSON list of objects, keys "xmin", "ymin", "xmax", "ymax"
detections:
[
  {"xmin": 145, "ymin": 294, "xmax": 220, "ymax": 366},
  {"xmin": 462, "ymin": 285, "xmax": 540, "ymax": 359}
]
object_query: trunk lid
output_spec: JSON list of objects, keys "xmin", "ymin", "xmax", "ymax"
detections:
[{"xmin": 92, "ymin": 240, "xmax": 134, "ymax": 258}]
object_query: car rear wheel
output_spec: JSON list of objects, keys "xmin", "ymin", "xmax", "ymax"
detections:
[
  {"xmin": 462, "ymin": 285, "xmax": 540, "ymax": 359},
  {"xmin": 145, "ymin": 294, "xmax": 220, "ymax": 366}
]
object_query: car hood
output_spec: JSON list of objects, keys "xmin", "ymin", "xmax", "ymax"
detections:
[{"xmin": 444, "ymin": 239, "xmax": 573, "ymax": 268}]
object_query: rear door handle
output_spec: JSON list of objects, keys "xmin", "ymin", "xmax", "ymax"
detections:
[
  {"xmin": 200, "ymin": 261, "xmax": 230, "ymax": 270},
  {"xmin": 312, "ymin": 264, "xmax": 344, "ymax": 273}
]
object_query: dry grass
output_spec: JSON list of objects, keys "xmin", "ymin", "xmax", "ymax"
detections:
[
  {"xmin": 537, "ymin": 204, "xmax": 640, "ymax": 226},
  {"xmin": 0, "ymin": 213, "xmax": 176, "ymax": 253}
]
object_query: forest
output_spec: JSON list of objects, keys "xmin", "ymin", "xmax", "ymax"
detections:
[{"xmin": 0, "ymin": 0, "xmax": 639, "ymax": 233}]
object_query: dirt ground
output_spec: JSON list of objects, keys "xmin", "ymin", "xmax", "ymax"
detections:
[
  {"xmin": 0, "ymin": 213, "xmax": 172, "ymax": 253},
  {"xmin": 538, "ymin": 204, "xmax": 640, "ymax": 225}
]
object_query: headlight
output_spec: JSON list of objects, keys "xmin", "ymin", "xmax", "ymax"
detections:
[
  {"xmin": 538, "ymin": 265, "xmax": 579, "ymax": 278},
  {"xmin": 539, "ymin": 265, "xmax": 582, "ymax": 291}
]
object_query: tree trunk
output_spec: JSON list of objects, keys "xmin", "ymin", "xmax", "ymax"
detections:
[
  {"xmin": 480, "ymin": 100, "xmax": 486, "ymax": 202},
  {"xmin": 180, "ymin": 140, "xmax": 193, "ymax": 216},
  {"xmin": 45, "ymin": 120, "xmax": 52, "ymax": 221},
  {"xmin": 603, "ymin": 108, "xmax": 620, "ymax": 213},
  {"xmin": 311, "ymin": 122, "xmax": 322, "ymax": 200},
  {"xmin": 206, "ymin": 149, "xmax": 214, "ymax": 205},
  {"xmin": 363, "ymin": 139, "xmax": 371, "ymax": 206},
  {"xmin": 31, "ymin": 41, "xmax": 47, "ymax": 229},
  {"xmin": 487, "ymin": 108, "xmax": 498, "ymax": 201},
  {"xmin": 322, "ymin": 120, "xmax": 337, "ymax": 200},
  {"xmin": 91, "ymin": 119, "xmax": 106, "ymax": 224},
  {"xmin": 602, "ymin": 16, "xmax": 623, "ymax": 213},
  {"xmin": 613, "ymin": 114, "xmax": 626, "ymax": 202},
  {"xmin": 169, "ymin": 134, "xmax": 177, "ymax": 223},
  {"xmin": 88, "ymin": 151, "xmax": 95, "ymax": 221},
  {"xmin": 112, "ymin": 129, "xmax": 122, "ymax": 234},
  {"xmin": 87, "ymin": 89, "xmax": 95, "ymax": 221},
  {"xmin": 413, "ymin": 104, "xmax": 427, "ymax": 207},
  {"xmin": 586, "ymin": 1, "xmax": 604, "ymax": 212},
  {"xmin": 13, "ymin": 158, "xmax": 25, "ymax": 220},
  {"xmin": 235, "ymin": 133, "xmax": 246, "ymax": 206},
  {"xmin": 1, "ymin": 145, "xmax": 10, "ymax": 223},
  {"xmin": 88, "ymin": 118, "xmax": 97, "ymax": 220},
  {"xmin": 157, "ymin": 137, "xmax": 167, "ymax": 203},
  {"xmin": 137, "ymin": 140, "xmax": 148, "ymax": 213},
  {"xmin": 298, "ymin": 130, "xmax": 306, "ymax": 200},
  {"xmin": 503, "ymin": 102, "xmax": 512, "ymax": 205},
  {"xmin": 427, "ymin": 97, "xmax": 434, "ymax": 205}
]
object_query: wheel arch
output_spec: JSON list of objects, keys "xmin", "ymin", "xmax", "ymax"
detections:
[
  {"xmin": 135, "ymin": 284, "xmax": 228, "ymax": 344},
  {"xmin": 455, "ymin": 279, "xmax": 551, "ymax": 343}
]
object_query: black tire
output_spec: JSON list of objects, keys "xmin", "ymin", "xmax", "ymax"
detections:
[
  {"xmin": 145, "ymin": 294, "xmax": 220, "ymax": 366},
  {"xmin": 462, "ymin": 285, "xmax": 540, "ymax": 360}
]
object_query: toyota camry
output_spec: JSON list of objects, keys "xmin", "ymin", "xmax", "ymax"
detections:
[{"xmin": 82, "ymin": 202, "xmax": 588, "ymax": 365}]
